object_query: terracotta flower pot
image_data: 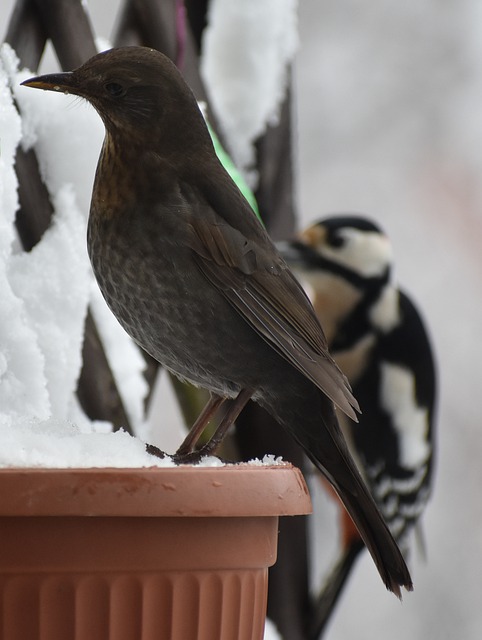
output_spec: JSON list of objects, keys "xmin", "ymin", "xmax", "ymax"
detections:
[{"xmin": 0, "ymin": 464, "xmax": 311, "ymax": 640}]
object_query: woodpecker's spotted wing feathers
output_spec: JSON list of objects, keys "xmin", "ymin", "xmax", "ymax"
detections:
[{"xmin": 349, "ymin": 288, "xmax": 436, "ymax": 543}]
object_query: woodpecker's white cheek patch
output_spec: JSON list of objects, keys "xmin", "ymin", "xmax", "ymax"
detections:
[
  {"xmin": 380, "ymin": 362, "xmax": 431, "ymax": 469},
  {"xmin": 319, "ymin": 230, "xmax": 392, "ymax": 278}
]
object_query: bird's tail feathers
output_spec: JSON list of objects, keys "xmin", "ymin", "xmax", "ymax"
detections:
[
  {"xmin": 298, "ymin": 428, "xmax": 413, "ymax": 597},
  {"xmin": 330, "ymin": 469, "xmax": 411, "ymax": 597}
]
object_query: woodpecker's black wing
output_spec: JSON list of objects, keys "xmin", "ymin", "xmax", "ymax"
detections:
[
  {"xmin": 346, "ymin": 289, "xmax": 436, "ymax": 541},
  {"xmin": 311, "ymin": 288, "xmax": 436, "ymax": 637}
]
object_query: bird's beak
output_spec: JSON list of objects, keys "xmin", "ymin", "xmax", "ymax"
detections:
[{"xmin": 21, "ymin": 71, "xmax": 77, "ymax": 95}]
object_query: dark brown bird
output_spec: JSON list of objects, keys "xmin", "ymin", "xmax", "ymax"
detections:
[{"xmin": 22, "ymin": 46, "xmax": 412, "ymax": 597}]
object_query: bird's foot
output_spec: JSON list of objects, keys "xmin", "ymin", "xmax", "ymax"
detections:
[
  {"xmin": 172, "ymin": 449, "xmax": 205, "ymax": 465},
  {"xmin": 146, "ymin": 442, "xmax": 225, "ymax": 466},
  {"xmin": 172, "ymin": 439, "xmax": 219, "ymax": 465},
  {"xmin": 145, "ymin": 442, "xmax": 168, "ymax": 459}
]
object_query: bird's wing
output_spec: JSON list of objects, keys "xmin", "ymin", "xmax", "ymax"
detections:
[
  {"xmin": 353, "ymin": 290, "xmax": 436, "ymax": 534},
  {"xmin": 184, "ymin": 199, "xmax": 359, "ymax": 420}
]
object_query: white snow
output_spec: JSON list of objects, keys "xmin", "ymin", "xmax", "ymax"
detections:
[
  {"xmin": 9, "ymin": 184, "xmax": 90, "ymax": 420},
  {"xmin": 0, "ymin": 46, "xmax": 48, "ymax": 423},
  {"xmin": 0, "ymin": 44, "xmax": 158, "ymax": 468},
  {"xmin": 0, "ymin": 417, "xmax": 173, "ymax": 469},
  {"xmin": 201, "ymin": 0, "xmax": 298, "ymax": 184},
  {"xmin": 246, "ymin": 454, "xmax": 286, "ymax": 467},
  {"xmin": 11, "ymin": 44, "xmax": 151, "ymax": 438}
]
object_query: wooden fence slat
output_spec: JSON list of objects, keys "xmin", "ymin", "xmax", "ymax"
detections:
[
  {"xmin": 5, "ymin": 0, "xmax": 46, "ymax": 71},
  {"xmin": 32, "ymin": 0, "xmax": 97, "ymax": 69}
]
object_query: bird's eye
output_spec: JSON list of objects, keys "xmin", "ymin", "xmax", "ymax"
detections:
[
  {"xmin": 328, "ymin": 232, "xmax": 346, "ymax": 249},
  {"xmin": 104, "ymin": 82, "xmax": 125, "ymax": 98}
]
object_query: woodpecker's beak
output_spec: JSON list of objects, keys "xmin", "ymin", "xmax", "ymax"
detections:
[
  {"xmin": 277, "ymin": 240, "xmax": 321, "ymax": 270},
  {"xmin": 21, "ymin": 72, "xmax": 77, "ymax": 95},
  {"xmin": 276, "ymin": 241, "xmax": 302, "ymax": 264}
]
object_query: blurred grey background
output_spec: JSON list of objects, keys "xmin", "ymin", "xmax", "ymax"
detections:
[{"xmin": 297, "ymin": 3, "xmax": 482, "ymax": 638}]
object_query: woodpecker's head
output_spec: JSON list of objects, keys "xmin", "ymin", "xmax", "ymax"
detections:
[
  {"xmin": 280, "ymin": 216, "xmax": 392, "ymax": 286},
  {"xmin": 278, "ymin": 216, "xmax": 395, "ymax": 342}
]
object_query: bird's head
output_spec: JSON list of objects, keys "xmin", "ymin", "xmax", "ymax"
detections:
[
  {"xmin": 279, "ymin": 215, "xmax": 393, "ymax": 288},
  {"xmin": 301, "ymin": 216, "xmax": 392, "ymax": 280},
  {"xmin": 21, "ymin": 46, "xmax": 210, "ymax": 150}
]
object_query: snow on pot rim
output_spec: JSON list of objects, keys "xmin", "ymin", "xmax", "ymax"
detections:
[{"xmin": 0, "ymin": 418, "xmax": 312, "ymax": 519}]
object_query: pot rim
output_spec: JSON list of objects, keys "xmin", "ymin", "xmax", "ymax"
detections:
[{"xmin": 0, "ymin": 464, "xmax": 312, "ymax": 518}]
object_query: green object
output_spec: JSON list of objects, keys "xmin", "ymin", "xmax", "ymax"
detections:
[{"xmin": 207, "ymin": 124, "xmax": 262, "ymax": 222}]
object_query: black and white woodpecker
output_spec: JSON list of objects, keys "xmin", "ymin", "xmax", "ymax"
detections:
[{"xmin": 278, "ymin": 215, "xmax": 437, "ymax": 639}]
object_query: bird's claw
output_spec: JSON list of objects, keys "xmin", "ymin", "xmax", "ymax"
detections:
[
  {"xmin": 172, "ymin": 450, "xmax": 205, "ymax": 465},
  {"xmin": 145, "ymin": 442, "xmax": 168, "ymax": 459}
]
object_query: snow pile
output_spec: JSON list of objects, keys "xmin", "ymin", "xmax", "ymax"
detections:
[
  {"xmin": 9, "ymin": 184, "xmax": 90, "ymax": 420},
  {"xmin": 201, "ymin": 0, "xmax": 298, "ymax": 183},
  {"xmin": 0, "ymin": 418, "xmax": 173, "ymax": 468},
  {"xmin": 10, "ymin": 48, "xmax": 150, "ymax": 436},
  {"xmin": 246, "ymin": 454, "xmax": 286, "ymax": 466},
  {"xmin": 0, "ymin": 47, "xmax": 45, "ymax": 422},
  {"xmin": 0, "ymin": 44, "xmax": 157, "ymax": 468}
]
